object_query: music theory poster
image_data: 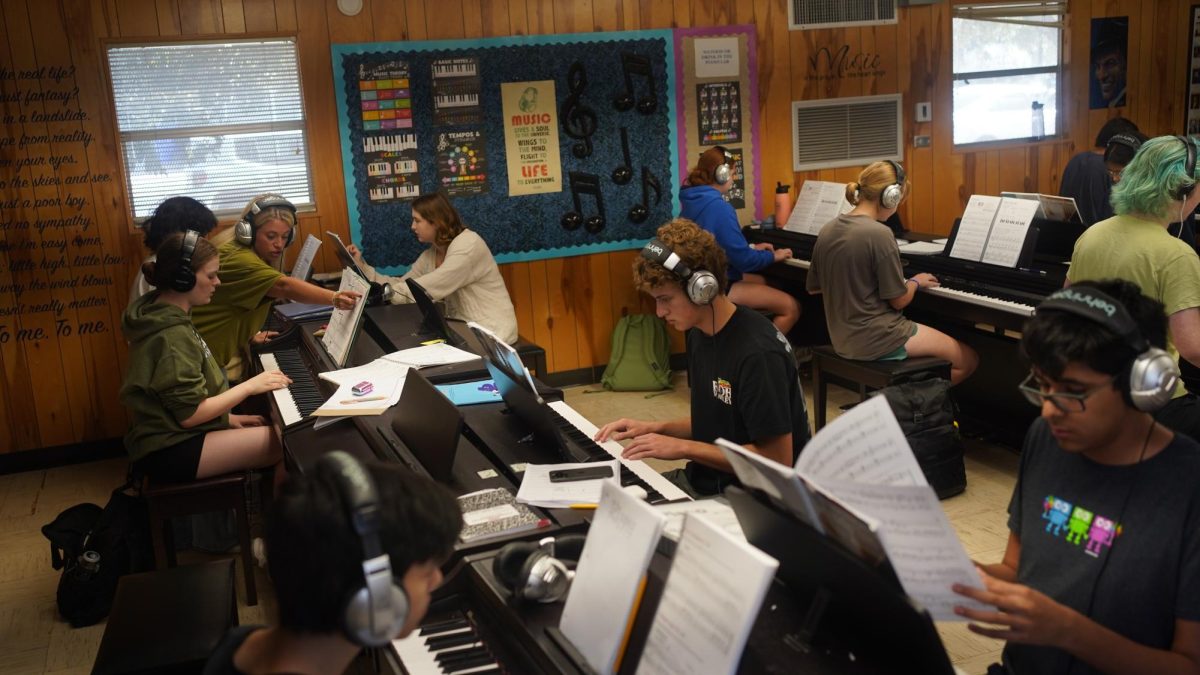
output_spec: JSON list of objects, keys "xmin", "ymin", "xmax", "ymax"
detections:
[
  {"xmin": 357, "ymin": 60, "xmax": 413, "ymax": 131},
  {"xmin": 436, "ymin": 130, "xmax": 488, "ymax": 196},
  {"xmin": 501, "ymin": 80, "xmax": 563, "ymax": 196},
  {"xmin": 363, "ymin": 132, "xmax": 420, "ymax": 202},
  {"xmin": 697, "ymin": 82, "xmax": 741, "ymax": 145},
  {"xmin": 432, "ymin": 57, "xmax": 482, "ymax": 126}
]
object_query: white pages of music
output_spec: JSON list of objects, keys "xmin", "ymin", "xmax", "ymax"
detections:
[
  {"xmin": 635, "ymin": 514, "xmax": 778, "ymax": 675},
  {"xmin": 320, "ymin": 268, "xmax": 370, "ymax": 368},
  {"xmin": 949, "ymin": 195, "xmax": 1040, "ymax": 268},
  {"xmin": 560, "ymin": 481, "xmax": 666, "ymax": 675},
  {"xmin": 784, "ymin": 180, "xmax": 853, "ymax": 236},
  {"xmin": 289, "ymin": 234, "xmax": 321, "ymax": 281}
]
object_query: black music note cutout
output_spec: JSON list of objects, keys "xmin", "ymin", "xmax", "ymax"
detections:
[
  {"xmin": 628, "ymin": 167, "xmax": 662, "ymax": 224},
  {"xmin": 562, "ymin": 172, "xmax": 607, "ymax": 233},
  {"xmin": 611, "ymin": 128, "xmax": 633, "ymax": 185},
  {"xmin": 613, "ymin": 52, "xmax": 657, "ymax": 115},
  {"xmin": 560, "ymin": 62, "xmax": 598, "ymax": 159}
]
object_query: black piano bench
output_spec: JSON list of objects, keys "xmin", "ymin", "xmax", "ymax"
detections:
[
  {"xmin": 91, "ymin": 559, "xmax": 238, "ymax": 675},
  {"xmin": 143, "ymin": 472, "xmax": 257, "ymax": 606},
  {"xmin": 514, "ymin": 336, "xmax": 547, "ymax": 377},
  {"xmin": 811, "ymin": 346, "xmax": 951, "ymax": 430}
]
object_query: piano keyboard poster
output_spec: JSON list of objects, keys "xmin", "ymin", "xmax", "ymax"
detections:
[{"xmin": 331, "ymin": 30, "xmax": 679, "ymax": 272}]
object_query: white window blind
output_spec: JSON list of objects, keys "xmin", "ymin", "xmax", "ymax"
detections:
[{"xmin": 107, "ymin": 38, "xmax": 312, "ymax": 219}]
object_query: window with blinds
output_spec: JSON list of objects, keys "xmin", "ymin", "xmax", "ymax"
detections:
[
  {"xmin": 106, "ymin": 38, "xmax": 312, "ymax": 220},
  {"xmin": 792, "ymin": 95, "xmax": 903, "ymax": 171},
  {"xmin": 952, "ymin": 2, "xmax": 1066, "ymax": 145}
]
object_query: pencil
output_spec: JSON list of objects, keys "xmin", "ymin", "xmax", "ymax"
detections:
[
  {"xmin": 338, "ymin": 395, "xmax": 388, "ymax": 405},
  {"xmin": 568, "ymin": 503, "xmax": 598, "ymax": 510}
]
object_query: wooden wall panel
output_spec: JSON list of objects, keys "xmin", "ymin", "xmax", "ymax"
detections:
[{"xmin": 0, "ymin": 0, "xmax": 1196, "ymax": 455}]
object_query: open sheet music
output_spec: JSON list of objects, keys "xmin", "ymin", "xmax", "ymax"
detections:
[
  {"xmin": 717, "ymin": 396, "xmax": 987, "ymax": 621},
  {"xmin": 320, "ymin": 268, "xmax": 369, "ymax": 367},
  {"xmin": 949, "ymin": 195, "xmax": 1040, "ymax": 268},
  {"xmin": 783, "ymin": 180, "xmax": 853, "ymax": 236}
]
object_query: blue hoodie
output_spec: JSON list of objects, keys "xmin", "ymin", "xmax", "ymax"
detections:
[{"xmin": 679, "ymin": 185, "xmax": 772, "ymax": 283}]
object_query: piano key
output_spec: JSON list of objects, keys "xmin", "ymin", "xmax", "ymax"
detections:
[
  {"xmin": 418, "ymin": 617, "xmax": 470, "ymax": 636},
  {"xmin": 392, "ymin": 617, "xmax": 501, "ymax": 675},
  {"xmin": 258, "ymin": 349, "xmax": 324, "ymax": 427},
  {"xmin": 923, "ymin": 284, "xmax": 1034, "ymax": 317},
  {"xmin": 547, "ymin": 400, "xmax": 691, "ymax": 503},
  {"xmin": 784, "ymin": 257, "xmax": 811, "ymax": 269},
  {"xmin": 258, "ymin": 352, "xmax": 302, "ymax": 426}
]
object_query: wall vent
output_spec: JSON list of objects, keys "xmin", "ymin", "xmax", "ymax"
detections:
[
  {"xmin": 790, "ymin": 0, "xmax": 898, "ymax": 29},
  {"xmin": 793, "ymin": 94, "xmax": 903, "ymax": 171}
]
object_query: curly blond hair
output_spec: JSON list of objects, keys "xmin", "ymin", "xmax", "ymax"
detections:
[{"xmin": 633, "ymin": 218, "xmax": 728, "ymax": 293}]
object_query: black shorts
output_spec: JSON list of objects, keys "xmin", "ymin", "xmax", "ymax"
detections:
[{"xmin": 135, "ymin": 433, "xmax": 206, "ymax": 484}]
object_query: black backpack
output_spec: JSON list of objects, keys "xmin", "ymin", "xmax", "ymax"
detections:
[
  {"xmin": 870, "ymin": 374, "xmax": 966, "ymax": 499},
  {"xmin": 42, "ymin": 481, "xmax": 153, "ymax": 627}
]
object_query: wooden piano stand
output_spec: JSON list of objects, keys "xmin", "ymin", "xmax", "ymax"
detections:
[{"xmin": 811, "ymin": 345, "xmax": 951, "ymax": 430}]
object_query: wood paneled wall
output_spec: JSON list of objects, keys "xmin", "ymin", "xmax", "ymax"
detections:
[{"xmin": 0, "ymin": 0, "xmax": 1192, "ymax": 455}]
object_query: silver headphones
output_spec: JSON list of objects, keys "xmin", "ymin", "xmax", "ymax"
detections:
[
  {"xmin": 880, "ymin": 160, "xmax": 906, "ymax": 210},
  {"xmin": 317, "ymin": 451, "xmax": 410, "ymax": 647},
  {"xmin": 493, "ymin": 535, "xmax": 586, "ymax": 603},
  {"xmin": 233, "ymin": 194, "xmax": 297, "ymax": 248},
  {"xmin": 712, "ymin": 146, "xmax": 734, "ymax": 186},
  {"xmin": 640, "ymin": 237, "xmax": 720, "ymax": 305},
  {"xmin": 1038, "ymin": 288, "xmax": 1180, "ymax": 411}
]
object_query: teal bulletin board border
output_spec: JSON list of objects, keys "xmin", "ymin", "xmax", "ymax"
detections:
[{"xmin": 331, "ymin": 30, "xmax": 679, "ymax": 274}]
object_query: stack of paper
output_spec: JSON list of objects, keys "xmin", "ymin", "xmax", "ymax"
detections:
[
  {"xmin": 383, "ymin": 343, "xmax": 478, "ymax": 368},
  {"xmin": 312, "ymin": 376, "xmax": 402, "ymax": 416},
  {"xmin": 516, "ymin": 461, "xmax": 620, "ymax": 508}
]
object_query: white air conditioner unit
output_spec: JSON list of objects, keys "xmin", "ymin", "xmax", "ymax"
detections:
[
  {"xmin": 792, "ymin": 94, "xmax": 903, "ymax": 171},
  {"xmin": 790, "ymin": 0, "xmax": 899, "ymax": 29}
]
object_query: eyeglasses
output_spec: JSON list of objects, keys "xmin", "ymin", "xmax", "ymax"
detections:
[{"xmin": 1018, "ymin": 372, "xmax": 1115, "ymax": 413}]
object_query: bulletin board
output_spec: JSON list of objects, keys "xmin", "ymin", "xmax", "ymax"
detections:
[
  {"xmin": 332, "ymin": 31, "xmax": 678, "ymax": 274},
  {"xmin": 673, "ymin": 25, "xmax": 762, "ymax": 221}
]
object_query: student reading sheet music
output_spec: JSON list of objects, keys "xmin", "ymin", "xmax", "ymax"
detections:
[{"xmin": 717, "ymin": 395, "xmax": 987, "ymax": 621}]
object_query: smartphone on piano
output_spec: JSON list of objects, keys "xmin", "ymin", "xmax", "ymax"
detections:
[{"xmin": 549, "ymin": 466, "xmax": 614, "ymax": 483}]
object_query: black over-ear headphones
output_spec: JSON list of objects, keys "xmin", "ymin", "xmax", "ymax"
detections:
[
  {"xmin": 492, "ymin": 534, "xmax": 587, "ymax": 603},
  {"xmin": 169, "ymin": 230, "xmax": 200, "ymax": 293},
  {"xmin": 712, "ymin": 146, "xmax": 734, "ymax": 186},
  {"xmin": 1037, "ymin": 287, "xmax": 1179, "ymax": 411},
  {"xmin": 880, "ymin": 160, "xmax": 906, "ymax": 210},
  {"xmin": 234, "ymin": 194, "xmax": 297, "ymax": 248},
  {"xmin": 1174, "ymin": 135, "xmax": 1197, "ymax": 201},
  {"xmin": 316, "ymin": 451, "xmax": 410, "ymax": 646},
  {"xmin": 640, "ymin": 237, "xmax": 720, "ymax": 305}
]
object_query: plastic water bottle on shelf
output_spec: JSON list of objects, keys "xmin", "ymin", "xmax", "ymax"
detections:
[{"xmin": 1031, "ymin": 101, "xmax": 1045, "ymax": 140}]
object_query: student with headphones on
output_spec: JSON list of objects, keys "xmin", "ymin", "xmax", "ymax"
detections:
[
  {"xmin": 1068, "ymin": 135, "xmax": 1200, "ymax": 441},
  {"xmin": 203, "ymin": 452, "xmax": 462, "ymax": 675},
  {"xmin": 807, "ymin": 160, "xmax": 978, "ymax": 385},
  {"xmin": 192, "ymin": 194, "xmax": 361, "ymax": 380},
  {"xmin": 594, "ymin": 218, "xmax": 810, "ymax": 497},
  {"xmin": 1059, "ymin": 117, "xmax": 1142, "ymax": 226},
  {"xmin": 679, "ymin": 146, "xmax": 802, "ymax": 337},
  {"xmin": 953, "ymin": 280, "xmax": 1200, "ymax": 675},
  {"xmin": 129, "ymin": 196, "xmax": 218, "ymax": 306},
  {"xmin": 120, "ymin": 232, "xmax": 290, "ymax": 484}
]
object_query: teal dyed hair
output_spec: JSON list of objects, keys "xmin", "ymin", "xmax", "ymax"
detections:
[{"xmin": 1110, "ymin": 135, "xmax": 1198, "ymax": 220}]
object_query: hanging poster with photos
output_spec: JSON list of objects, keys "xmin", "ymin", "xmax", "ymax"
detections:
[
  {"xmin": 1187, "ymin": 6, "xmax": 1200, "ymax": 134},
  {"xmin": 432, "ymin": 57, "xmax": 482, "ymax": 126},
  {"xmin": 697, "ymin": 82, "xmax": 741, "ymax": 145},
  {"xmin": 724, "ymin": 147, "xmax": 746, "ymax": 210},
  {"xmin": 436, "ymin": 129, "xmax": 488, "ymax": 196}
]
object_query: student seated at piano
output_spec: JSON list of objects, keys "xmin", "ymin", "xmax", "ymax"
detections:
[
  {"xmin": 806, "ymin": 160, "xmax": 978, "ymax": 385},
  {"xmin": 191, "ymin": 194, "xmax": 361, "ymax": 381},
  {"xmin": 594, "ymin": 218, "xmax": 810, "ymax": 498},
  {"xmin": 121, "ymin": 232, "xmax": 291, "ymax": 485},
  {"xmin": 1059, "ymin": 117, "xmax": 1141, "ymax": 226},
  {"xmin": 346, "ymin": 191, "xmax": 519, "ymax": 343},
  {"xmin": 203, "ymin": 454, "xmax": 462, "ymax": 675},
  {"xmin": 129, "ymin": 196, "xmax": 217, "ymax": 306},
  {"xmin": 679, "ymin": 146, "xmax": 801, "ymax": 336},
  {"xmin": 1068, "ymin": 135, "xmax": 1200, "ymax": 441},
  {"xmin": 953, "ymin": 280, "xmax": 1200, "ymax": 675}
]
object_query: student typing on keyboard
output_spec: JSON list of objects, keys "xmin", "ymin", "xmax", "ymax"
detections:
[
  {"xmin": 806, "ymin": 160, "xmax": 978, "ymax": 385},
  {"xmin": 594, "ymin": 219, "xmax": 811, "ymax": 497}
]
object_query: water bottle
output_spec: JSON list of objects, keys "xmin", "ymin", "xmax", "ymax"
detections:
[
  {"xmin": 1031, "ymin": 101, "xmax": 1045, "ymax": 140},
  {"xmin": 774, "ymin": 181, "xmax": 793, "ymax": 226}
]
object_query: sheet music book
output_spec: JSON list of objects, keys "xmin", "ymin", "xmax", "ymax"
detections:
[
  {"xmin": 634, "ymin": 514, "xmax": 778, "ymax": 675},
  {"xmin": 320, "ymin": 268, "xmax": 370, "ymax": 368},
  {"xmin": 717, "ymin": 396, "xmax": 987, "ymax": 621},
  {"xmin": 1000, "ymin": 191, "xmax": 1080, "ymax": 222},
  {"xmin": 289, "ymin": 234, "xmax": 321, "ymax": 281},
  {"xmin": 312, "ymin": 375, "xmax": 402, "ymax": 416},
  {"xmin": 783, "ymin": 180, "xmax": 853, "ymax": 236},
  {"xmin": 949, "ymin": 195, "xmax": 1040, "ymax": 268},
  {"xmin": 560, "ymin": 481, "xmax": 666, "ymax": 675}
]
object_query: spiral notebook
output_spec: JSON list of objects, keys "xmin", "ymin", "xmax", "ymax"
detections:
[{"xmin": 457, "ymin": 488, "xmax": 549, "ymax": 543}]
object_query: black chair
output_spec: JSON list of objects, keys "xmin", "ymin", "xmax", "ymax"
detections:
[{"xmin": 811, "ymin": 345, "xmax": 951, "ymax": 429}]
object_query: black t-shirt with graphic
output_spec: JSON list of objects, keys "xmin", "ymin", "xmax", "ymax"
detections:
[
  {"xmin": 684, "ymin": 306, "xmax": 810, "ymax": 495},
  {"xmin": 1004, "ymin": 418, "xmax": 1200, "ymax": 675}
]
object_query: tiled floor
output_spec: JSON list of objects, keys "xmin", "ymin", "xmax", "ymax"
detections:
[{"xmin": 0, "ymin": 368, "xmax": 1015, "ymax": 674}]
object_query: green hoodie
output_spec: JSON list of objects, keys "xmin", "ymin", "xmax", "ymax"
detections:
[{"xmin": 120, "ymin": 292, "xmax": 229, "ymax": 462}]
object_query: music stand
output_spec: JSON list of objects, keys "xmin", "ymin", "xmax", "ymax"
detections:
[
  {"xmin": 390, "ymin": 370, "xmax": 463, "ymax": 482},
  {"xmin": 406, "ymin": 277, "xmax": 469, "ymax": 349},
  {"xmin": 325, "ymin": 231, "xmax": 393, "ymax": 306}
]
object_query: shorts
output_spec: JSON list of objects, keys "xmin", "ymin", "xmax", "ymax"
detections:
[
  {"xmin": 135, "ymin": 433, "xmax": 206, "ymax": 484},
  {"xmin": 877, "ymin": 324, "xmax": 919, "ymax": 362}
]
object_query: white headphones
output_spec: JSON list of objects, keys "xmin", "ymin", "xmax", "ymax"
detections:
[
  {"xmin": 640, "ymin": 237, "xmax": 720, "ymax": 305},
  {"xmin": 880, "ymin": 160, "xmax": 906, "ymax": 210},
  {"xmin": 712, "ymin": 146, "xmax": 734, "ymax": 186}
]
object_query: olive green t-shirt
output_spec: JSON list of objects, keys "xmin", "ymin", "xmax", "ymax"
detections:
[
  {"xmin": 191, "ymin": 241, "xmax": 282, "ymax": 375},
  {"xmin": 1068, "ymin": 213, "xmax": 1200, "ymax": 398},
  {"xmin": 807, "ymin": 214, "xmax": 914, "ymax": 360}
]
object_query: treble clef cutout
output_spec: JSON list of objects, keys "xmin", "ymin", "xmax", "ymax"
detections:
[
  {"xmin": 611, "ymin": 128, "xmax": 633, "ymax": 185},
  {"xmin": 628, "ymin": 167, "xmax": 662, "ymax": 224},
  {"xmin": 562, "ymin": 171, "xmax": 607, "ymax": 233},
  {"xmin": 560, "ymin": 62, "xmax": 598, "ymax": 159},
  {"xmin": 613, "ymin": 52, "xmax": 658, "ymax": 115}
]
